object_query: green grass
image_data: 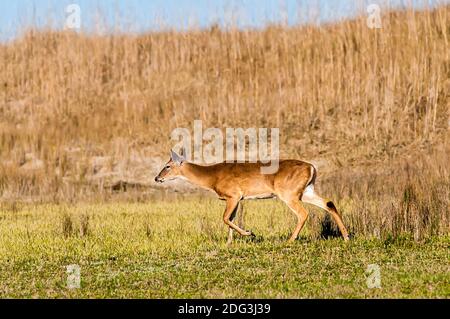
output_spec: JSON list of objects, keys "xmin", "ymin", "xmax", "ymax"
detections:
[{"xmin": 0, "ymin": 199, "xmax": 448, "ymax": 298}]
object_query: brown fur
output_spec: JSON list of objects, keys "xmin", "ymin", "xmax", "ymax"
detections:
[{"xmin": 155, "ymin": 154, "xmax": 349, "ymax": 243}]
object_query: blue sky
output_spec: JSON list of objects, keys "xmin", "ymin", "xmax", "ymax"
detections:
[{"xmin": 0, "ymin": 0, "xmax": 448, "ymax": 40}]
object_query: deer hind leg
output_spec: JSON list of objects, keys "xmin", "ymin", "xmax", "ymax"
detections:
[
  {"xmin": 223, "ymin": 198, "xmax": 255, "ymax": 240},
  {"xmin": 279, "ymin": 195, "xmax": 309, "ymax": 242},
  {"xmin": 301, "ymin": 186, "xmax": 349, "ymax": 241}
]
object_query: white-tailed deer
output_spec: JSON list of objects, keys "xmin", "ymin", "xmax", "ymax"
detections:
[{"xmin": 155, "ymin": 149, "xmax": 349, "ymax": 244}]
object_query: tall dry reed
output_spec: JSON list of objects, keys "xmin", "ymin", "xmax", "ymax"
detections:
[{"xmin": 0, "ymin": 5, "xmax": 448, "ymax": 213}]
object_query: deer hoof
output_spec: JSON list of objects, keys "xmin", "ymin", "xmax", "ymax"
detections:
[{"xmin": 242, "ymin": 230, "xmax": 255, "ymax": 237}]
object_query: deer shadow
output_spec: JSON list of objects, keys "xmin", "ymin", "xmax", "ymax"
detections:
[{"xmin": 319, "ymin": 214, "xmax": 343, "ymax": 239}]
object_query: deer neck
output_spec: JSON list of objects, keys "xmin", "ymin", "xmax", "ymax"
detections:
[{"xmin": 179, "ymin": 163, "xmax": 214, "ymax": 190}]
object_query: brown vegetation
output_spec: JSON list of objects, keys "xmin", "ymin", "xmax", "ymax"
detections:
[{"xmin": 0, "ymin": 6, "xmax": 448, "ymax": 239}]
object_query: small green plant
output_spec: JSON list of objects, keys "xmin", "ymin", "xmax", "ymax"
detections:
[
  {"xmin": 79, "ymin": 213, "xmax": 90, "ymax": 237},
  {"xmin": 145, "ymin": 223, "xmax": 152, "ymax": 239},
  {"xmin": 61, "ymin": 212, "xmax": 74, "ymax": 238}
]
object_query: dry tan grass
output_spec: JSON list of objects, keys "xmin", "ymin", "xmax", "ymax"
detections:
[{"xmin": 0, "ymin": 6, "xmax": 448, "ymax": 238}]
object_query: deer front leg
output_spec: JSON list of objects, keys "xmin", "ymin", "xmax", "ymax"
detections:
[
  {"xmin": 226, "ymin": 202, "xmax": 239, "ymax": 245},
  {"xmin": 223, "ymin": 198, "xmax": 255, "ymax": 240}
]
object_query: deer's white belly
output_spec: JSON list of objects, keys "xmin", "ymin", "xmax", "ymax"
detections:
[{"xmin": 243, "ymin": 193, "xmax": 276, "ymax": 200}]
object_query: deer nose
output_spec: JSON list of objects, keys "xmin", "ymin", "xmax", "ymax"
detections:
[{"xmin": 154, "ymin": 176, "xmax": 159, "ymax": 182}]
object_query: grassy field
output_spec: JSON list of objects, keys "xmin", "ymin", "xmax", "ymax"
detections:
[
  {"xmin": 0, "ymin": 199, "xmax": 448, "ymax": 298},
  {"xmin": 0, "ymin": 4, "xmax": 448, "ymax": 299}
]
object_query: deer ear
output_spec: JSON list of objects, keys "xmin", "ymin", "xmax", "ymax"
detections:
[
  {"xmin": 179, "ymin": 147, "xmax": 186, "ymax": 160},
  {"xmin": 170, "ymin": 149, "xmax": 184, "ymax": 165}
]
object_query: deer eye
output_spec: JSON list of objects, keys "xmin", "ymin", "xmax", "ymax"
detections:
[{"xmin": 165, "ymin": 165, "xmax": 171, "ymax": 169}]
